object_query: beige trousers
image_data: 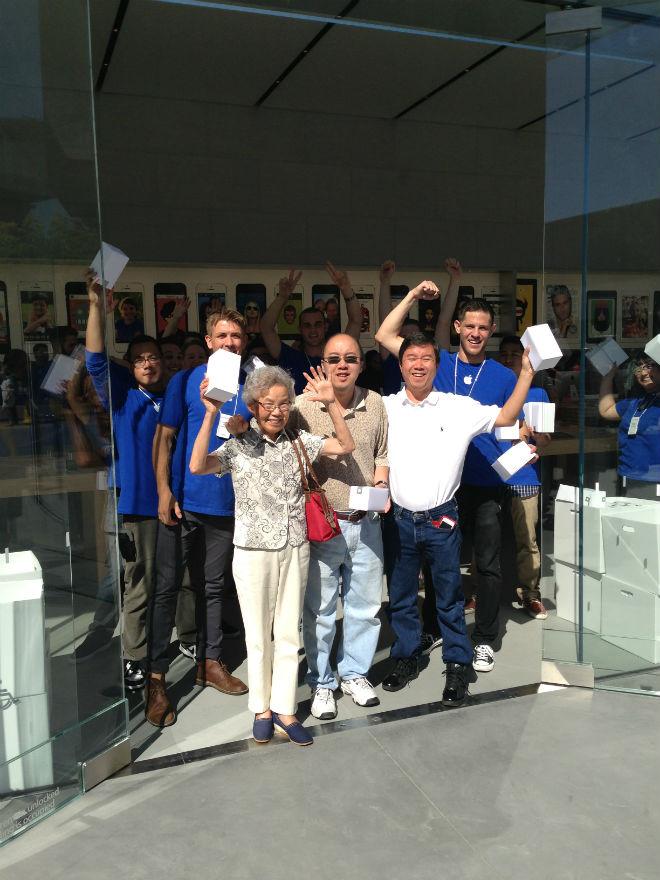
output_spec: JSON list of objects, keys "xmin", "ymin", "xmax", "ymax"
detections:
[
  {"xmin": 233, "ymin": 543, "xmax": 310, "ymax": 715},
  {"xmin": 510, "ymin": 493, "xmax": 541, "ymax": 599}
]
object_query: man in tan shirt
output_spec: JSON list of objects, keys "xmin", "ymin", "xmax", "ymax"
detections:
[{"xmin": 290, "ymin": 334, "xmax": 389, "ymax": 720}]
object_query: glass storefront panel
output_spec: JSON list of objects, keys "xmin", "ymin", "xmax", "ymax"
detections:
[
  {"xmin": 542, "ymin": 4, "xmax": 660, "ymax": 694},
  {"xmin": 0, "ymin": 0, "xmax": 128, "ymax": 845}
]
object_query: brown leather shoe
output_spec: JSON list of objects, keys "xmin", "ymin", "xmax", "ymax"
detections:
[
  {"xmin": 145, "ymin": 676, "xmax": 176, "ymax": 728},
  {"xmin": 195, "ymin": 659, "xmax": 248, "ymax": 695}
]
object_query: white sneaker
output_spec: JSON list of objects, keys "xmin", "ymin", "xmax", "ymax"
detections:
[
  {"xmin": 472, "ymin": 644, "xmax": 494, "ymax": 672},
  {"xmin": 311, "ymin": 687, "xmax": 337, "ymax": 720},
  {"xmin": 340, "ymin": 676, "xmax": 380, "ymax": 708}
]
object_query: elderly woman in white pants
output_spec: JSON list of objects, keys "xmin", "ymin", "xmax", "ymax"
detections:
[{"xmin": 190, "ymin": 365, "xmax": 354, "ymax": 746}]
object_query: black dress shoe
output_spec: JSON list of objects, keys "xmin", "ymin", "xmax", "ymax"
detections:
[
  {"xmin": 382, "ymin": 656, "xmax": 421, "ymax": 692},
  {"xmin": 442, "ymin": 662, "xmax": 469, "ymax": 707}
]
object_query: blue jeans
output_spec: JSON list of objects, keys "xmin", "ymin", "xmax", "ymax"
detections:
[
  {"xmin": 383, "ymin": 500, "xmax": 472, "ymax": 666},
  {"xmin": 304, "ymin": 513, "xmax": 383, "ymax": 690}
]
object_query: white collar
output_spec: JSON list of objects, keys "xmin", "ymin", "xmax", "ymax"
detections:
[{"xmin": 398, "ymin": 388, "xmax": 440, "ymax": 408}]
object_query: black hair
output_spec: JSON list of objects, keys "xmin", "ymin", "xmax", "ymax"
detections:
[
  {"xmin": 499, "ymin": 335, "xmax": 523, "ymax": 351},
  {"xmin": 299, "ymin": 306, "xmax": 324, "ymax": 324},
  {"xmin": 181, "ymin": 337, "xmax": 207, "ymax": 358},
  {"xmin": 126, "ymin": 334, "xmax": 162, "ymax": 364},
  {"xmin": 456, "ymin": 298, "xmax": 495, "ymax": 323},
  {"xmin": 402, "ymin": 317, "xmax": 421, "ymax": 329},
  {"xmin": 398, "ymin": 332, "xmax": 440, "ymax": 366}
]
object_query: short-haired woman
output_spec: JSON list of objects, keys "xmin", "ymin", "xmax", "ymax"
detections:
[{"xmin": 190, "ymin": 365, "xmax": 355, "ymax": 746}]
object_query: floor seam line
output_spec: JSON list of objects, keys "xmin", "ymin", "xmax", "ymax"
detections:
[{"xmin": 366, "ymin": 728, "xmax": 508, "ymax": 880}]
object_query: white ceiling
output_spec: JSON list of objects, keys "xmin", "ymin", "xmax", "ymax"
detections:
[{"xmin": 90, "ymin": 0, "xmax": 660, "ymax": 134}]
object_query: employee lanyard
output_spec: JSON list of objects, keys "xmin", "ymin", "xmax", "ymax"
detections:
[
  {"xmin": 453, "ymin": 355, "xmax": 486, "ymax": 399},
  {"xmin": 628, "ymin": 393, "xmax": 659, "ymax": 436},
  {"xmin": 138, "ymin": 387, "xmax": 160, "ymax": 414},
  {"xmin": 216, "ymin": 390, "xmax": 240, "ymax": 438}
]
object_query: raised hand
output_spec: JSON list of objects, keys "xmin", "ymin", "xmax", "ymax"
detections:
[
  {"xmin": 85, "ymin": 270, "xmax": 116, "ymax": 313},
  {"xmin": 200, "ymin": 377, "xmax": 222, "ymax": 414},
  {"xmin": 379, "ymin": 260, "xmax": 396, "ymax": 283},
  {"xmin": 410, "ymin": 280, "xmax": 440, "ymax": 301},
  {"xmin": 444, "ymin": 257, "xmax": 462, "ymax": 279},
  {"xmin": 302, "ymin": 365, "xmax": 335, "ymax": 406},
  {"xmin": 173, "ymin": 297, "xmax": 191, "ymax": 320},
  {"xmin": 325, "ymin": 261, "xmax": 351, "ymax": 293},
  {"xmin": 521, "ymin": 346, "xmax": 535, "ymax": 379},
  {"xmin": 278, "ymin": 268, "xmax": 302, "ymax": 299},
  {"xmin": 226, "ymin": 414, "xmax": 249, "ymax": 435}
]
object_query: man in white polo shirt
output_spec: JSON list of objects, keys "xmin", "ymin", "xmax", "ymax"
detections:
[{"xmin": 375, "ymin": 281, "xmax": 535, "ymax": 706}]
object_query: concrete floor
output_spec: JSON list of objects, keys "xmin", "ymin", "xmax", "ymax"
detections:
[
  {"xmin": 3, "ymin": 686, "xmax": 659, "ymax": 880},
  {"xmin": 128, "ymin": 602, "xmax": 543, "ymax": 764}
]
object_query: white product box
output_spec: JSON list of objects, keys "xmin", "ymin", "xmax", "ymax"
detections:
[
  {"xmin": 644, "ymin": 333, "xmax": 660, "ymax": 365},
  {"xmin": 0, "ymin": 551, "xmax": 53, "ymax": 790},
  {"xmin": 587, "ymin": 337, "xmax": 628, "ymax": 376},
  {"xmin": 204, "ymin": 348, "xmax": 241, "ymax": 403},
  {"xmin": 601, "ymin": 499, "xmax": 660, "ymax": 595},
  {"xmin": 553, "ymin": 485, "xmax": 608, "ymax": 573},
  {"xmin": 90, "ymin": 242, "xmax": 129, "ymax": 289},
  {"xmin": 520, "ymin": 323, "xmax": 563, "ymax": 372},
  {"xmin": 349, "ymin": 486, "xmax": 389, "ymax": 512},
  {"xmin": 601, "ymin": 574, "xmax": 660, "ymax": 663},
  {"xmin": 0, "ymin": 692, "xmax": 53, "ymax": 791},
  {"xmin": 40, "ymin": 354, "xmax": 81, "ymax": 396},
  {"xmin": 554, "ymin": 560, "xmax": 602, "ymax": 632},
  {"xmin": 242, "ymin": 355, "xmax": 266, "ymax": 375},
  {"xmin": 491, "ymin": 442, "xmax": 535, "ymax": 480},
  {"xmin": 494, "ymin": 424, "xmax": 520, "ymax": 440},
  {"xmin": 523, "ymin": 401, "xmax": 556, "ymax": 433},
  {"xmin": 0, "ymin": 551, "xmax": 47, "ymax": 697}
]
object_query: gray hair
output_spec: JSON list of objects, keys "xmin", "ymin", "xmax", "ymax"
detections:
[{"xmin": 242, "ymin": 365, "xmax": 296, "ymax": 407}]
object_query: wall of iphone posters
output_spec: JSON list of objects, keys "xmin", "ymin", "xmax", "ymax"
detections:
[
  {"xmin": 65, "ymin": 281, "xmax": 89, "ymax": 338},
  {"xmin": 20, "ymin": 283, "xmax": 56, "ymax": 343},
  {"xmin": 196, "ymin": 285, "xmax": 226, "ymax": 333},
  {"xmin": 154, "ymin": 282, "xmax": 188, "ymax": 338},
  {"xmin": 515, "ymin": 279, "xmax": 537, "ymax": 336},
  {"xmin": 481, "ymin": 286, "xmax": 509, "ymax": 337},
  {"xmin": 0, "ymin": 281, "xmax": 10, "ymax": 355},
  {"xmin": 353, "ymin": 285, "xmax": 375, "ymax": 345},
  {"xmin": 112, "ymin": 283, "xmax": 145, "ymax": 348},
  {"xmin": 652, "ymin": 292, "xmax": 660, "ymax": 338},
  {"xmin": 390, "ymin": 284, "xmax": 409, "ymax": 307},
  {"xmin": 275, "ymin": 286, "xmax": 303, "ymax": 341},
  {"xmin": 418, "ymin": 297, "xmax": 440, "ymax": 339},
  {"xmin": 586, "ymin": 290, "xmax": 617, "ymax": 343},
  {"xmin": 619, "ymin": 292, "xmax": 649, "ymax": 342},
  {"xmin": 312, "ymin": 284, "xmax": 341, "ymax": 337},
  {"xmin": 236, "ymin": 283, "xmax": 267, "ymax": 342},
  {"xmin": 545, "ymin": 283, "xmax": 579, "ymax": 346},
  {"xmin": 449, "ymin": 285, "xmax": 475, "ymax": 346}
]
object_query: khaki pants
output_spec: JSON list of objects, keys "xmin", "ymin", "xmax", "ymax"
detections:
[
  {"xmin": 233, "ymin": 543, "xmax": 310, "ymax": 715},
  {"xmin": 122, "ymin": 517, "xmax": 158, "ymax": 661},
  {"xmin": 510, "ymin": 493, "xmax": 541, "ymax": 600}
]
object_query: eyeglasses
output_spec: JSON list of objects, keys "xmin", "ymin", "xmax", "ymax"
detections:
[
  {"xmin": 322, "ymin": 355, "xmax": 361, "ymax": 365},
  {"xmin": 634, "ymin": 363, "xmax": 654, "ymax": 375},
  {"xmin": 132, "ymin": 355, "xmax": 161, "ymax": 366},
  {"xmin": 258, "ymin": 400, "xmax": 291, "ymax": 412}
]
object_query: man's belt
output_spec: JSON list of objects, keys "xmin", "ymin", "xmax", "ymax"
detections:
[{"xmin": 335, "ymin": 510, "xmax": 367, "ymax": 523}]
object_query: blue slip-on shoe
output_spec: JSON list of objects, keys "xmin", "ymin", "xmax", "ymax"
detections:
[
  {"xmin": 271, "ymin": 712, "xmax": 313, "ymax": 747},
  {"xmin": 253, "ymin": 715, "xmax": 274, "ymax": 743}
]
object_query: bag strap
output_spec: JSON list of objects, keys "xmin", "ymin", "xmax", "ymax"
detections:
[
  {"xmin": 286, "ymin": 429, "xmax": 310, "ymax": 493},
  {"xmin": 295, "ymin": 433, "xmax": 323, "ymax": 490}
]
